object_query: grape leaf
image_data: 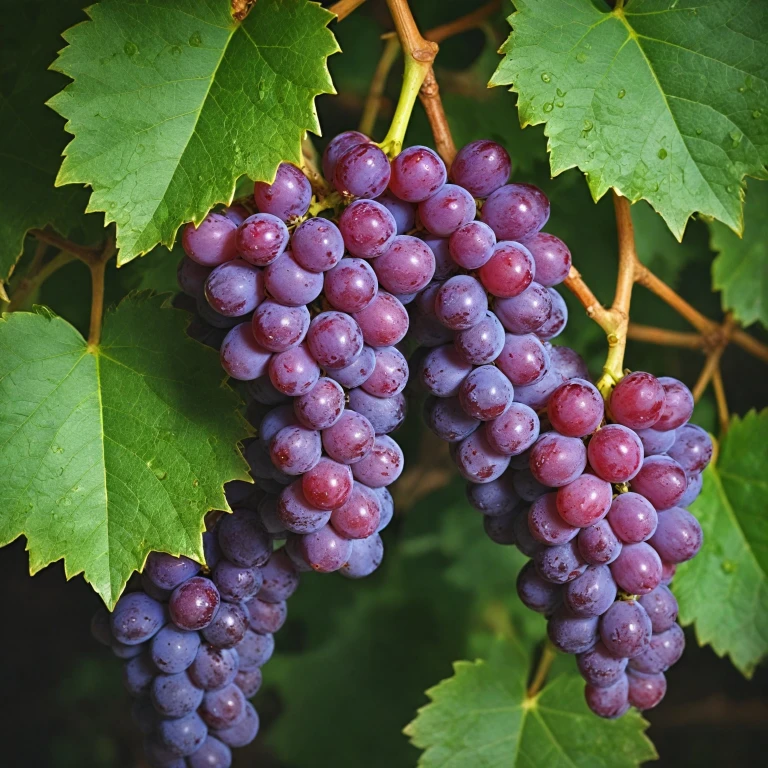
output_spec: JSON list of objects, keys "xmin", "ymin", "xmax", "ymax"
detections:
[
  {"xmin": 674, "ymin": 409, "xmax": 768, "ymax": 677},
  {"xmin": 0, "ymin": 0, "xmax": 95, "ymax": 296},
  {"xmin": 709, "ymin": 180, "xmax": 768, "ymax": 328},
  {"xmin": 491, "ymin": 0, "xmax": 768, "ymax": 240},
  {"xmin": 405, "ymin": 637, "xmax": 656, "ymax": 768},
  {"xmin": 0, "ymin": 295, "xmax": 249, "ymax": 608},
  {"xmin": 48, "ymin": 0, "xmax": 338, "ymax": 266}
]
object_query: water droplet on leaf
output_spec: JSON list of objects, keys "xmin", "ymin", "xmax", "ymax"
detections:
[
  {"xmin": 695, "ymin": 128, "xmax": 703, "ymax": 135},
  {"xmin": 729, "ymin": 130, "xmax": 742, "ymax": 147},
  {"xmin": 124, "ymin": 41, "xmax": 138, "ymax": 57},
  {"xmin": 576, "ymin": 52, "xmax": 587, "ymax": 63},
  {"xmin": 543, "ymin": 102, "xmax": 554, "ymax": 113},
  {"xmin": 753, "ymin": 110, "xmax": 762, "ymax": 119},
  {"xmin": 618, "ymin": 89, "xmax": 626, "ymax": 99},
  {"xmin": 555, "ymin": 101, "xmax": 564, "ymax": 108},
  {"xmin": 153, "ymin": 468, "xmax": 168, "ymax": 480},
  {"xmin": 171, "ymin": 45, "xmax": 182, "ymax": 56},
  {"xmin": 541, "ymin": 72, "xmax": 551, "ymax": 83},
  {"xmin": 189, "ymin": 31, "xmax": 202, "ymax": 47},
  {"xmin": 658, "ymin": 148, "xmax": 668, "ymax": 159},
  {"xmin": 582, "ymin": 119, "xmax": 593, "ymax": 132}
]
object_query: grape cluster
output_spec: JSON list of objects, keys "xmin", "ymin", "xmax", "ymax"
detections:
[{"xmin": 90, "ymin": 511, "xmax": 298, "ymax": 767}]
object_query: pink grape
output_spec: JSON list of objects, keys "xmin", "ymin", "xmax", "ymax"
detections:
[
  {"xmin": 529, "ymin": 432, "xmax": 587, "ymax": 487},
  {"xmin": 322, "ymin": 130, "xmax": 369, "ymax": 180},
  {"xmin": 448, "ymin": 221, "xmax": 496, "ymax": 269},
  {"xmin": 205, "ymin": 259, "xmax": 264, "ymax": 317},
  {"xmin": 278, "ymin": 481, "xmax": 330, "ymax": 534},
  {"xmin": 302, "ymin": 457, "xmax": 353, "ymax": 510},
  {"xmin": 418, "ymin": 184, "xmax": 476, "ymax": 236},
  {"xmin": 496, "ymin": 333, "xmax": 550, "ymax": 387},
  {"xmin": 220, "ymin": 323, "xmax": 271, "ymax": 381},
  {"xmin": 353, "ymin": 292, "xmax": 409, "ymax": 347},
  {"xmin": 270, "ymin": 425, "xmax": 321, "ymax": 475},
  {"xmin": 585, "ymin": 676, "xmax": 629, "ymax": 719},
  {"xmin": 351, "ymin": 435, "xmax": 404, "ymax": 487},
  {"xmin": 656, "ymin": 376, "xmax": 694, "ymax": 431},
  {"xmin": 458, "ymin": 365, "xmax": 514, "ymax": 421},
  {"xmin": 300, "ymin": 525, "xmax": 353, "ymax": 573},
  {"xmin": 450, "ymin": 139, "xmax": 511, "ymax": 196},
  {"xmin": 535, "ymin": 288, "xmax": 568, "ymax": 341},
  {"xmin": 649, "ymin": 507, "xmax": 703, "ymax": 563},
  {"xmin": 263, "ymin": 249, "xmax": 325, "ymax": 307},
  {"xmin": 324, "ymin": 258, "xmax": 378, "ymax": 313},
  {"xmin": 480, "ymin": 183, "xmax": 550, "ymax": 241},
  {"xmin": 454, "ymin": 310, "xmax": 505, "ymax": 365},
  {"xmin": 339, "ymin": 200, "xmax": 397, "ymax": 258},
  {"xmin": 564, "ymin": 564, "xmax": 618, "ymax": 617},
  {"xmin": 609, "ymin": 371, "xmax": 665, "ymax": 429},
  {"xmin": 307, "ymin": 311, "xmax": 364, "ymax": 370},
  {"xmin": 587, "ymin": 424, "xmax": 644, "ymax": 483},
  {"xmin": 330, "ymin": 482, "xmax": 381, "ymax": 539},
  {"xmin": 236, "ymin": 213, "xmax": 289, "ymax": 266},
  {"xmin": 327, "ymin": 345, "xmax": 376, "ymax": 388},
  {"xmin": 631, "ymin": 455, "xmax": 688, "ymax": 510},
  {"xmin": 494, "ymin": 282, "xmax": 553, "ymax": 334},
  {"xmin": 322, "ymin": 410, "xmax": 375, "ymax": 464},
  {"xmin": 484, "ymin": 402, "xmax": 540, "ymax": 456},
  {"xmin": 183, "ymin": 212, "xmax": 238, "ymax": 266},
  {"xmin": 251, "ymin": 300, "xmax": 310, "ymax": 353},
  {"xmin": 519, "ymin": 232, "xmax": 572, "ymax": 286},
  {"xmin": 388, "ymin": 145, "xmax": 447, "ymax": 202},
  {"xmin": 334, "ymin": 142, "xmax": 391, "ymax": 198},
  {"xmin": 373, "ymin": 235, "xmax": 436, "ymax": 294},
  {"xmin": 434, "ymin": 275, "xmax": 488, "ymax": 330},
  {"xmin": 577, "ymin": 642, "xmax": 628, "ymax": 689},
  {"xmin": 294, "ymin": 378, "xmax": 345, "ymax": 430},
  {"xmin": 627, "ymin": 670, "xmax": 666, "ymax": 710},
  {"xmin": 668, "ymin": 423, "xmax": 713, "ymax": 476},
  {"xmin": 556, "ymin": 474, "xmax": 613, "ymax": 527},
  {"xmin": 528, "ymin": 492, "xmax": 579, "ymax": 545},
  {"xmin": 610, "ymin": 542, "xmax": 662, "ymax": 594},
  {"xmin": 269, "ymin": 344, "xmax": 321, "ymax": 396},
  {"xmin": 599, "ymin": 599, "xmax": 652, "ymax": 658},
  {"xmin": 578, "ymin": 519, "xmax": 623, "ymax": 565},
  {"xmin": 291, "ymin": 217, "xmax": 344, "ymax": 272},
  {"xmin": 254, "ymin": 163, "xmax": 311, "ymax": 222},
  {"xmin": 169, "ymin": 577, "xmax": 220, "ymax": 632},
  {"xmin": 420, "ymin": 344, "xmax": 472, "ymax": 397},
  {"xmin": 362, "ymin": 346, "xmax": 408, "ymax": 397},
  {"xmin": 607, "ymin": 492, "xmax": 658, "ymax": 543},
  {"xmin": 547, "ymin": 378, "xmax": 604, "ymax": 437},
  {"xmin": 478, "ymin": 241, "xmax": 536, "ymax": 298}
]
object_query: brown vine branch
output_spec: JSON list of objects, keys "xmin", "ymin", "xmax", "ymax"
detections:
[
  {"xmin": 8, "ymin": 251, "xmax": 78, "ymax": 312},
  {"xmin": 329, "ymin": 0, "xmax": 367, "ymax": 22},
  {"xmin": 87, "ymin": 237, "xmax": 116, "ymax": 348},
  {"xmin": 29, "ymin": 228, "xmax": 101, "ymax": 262},
  {"xmin": 692, "ymin": 314, "xmax": 736, "ymax": 403},
  {"xmin": 419, "ymin": 66, "xmax": 456, "ymax": 165},
  {"xmin": 424, "ymin": 0, "xmax": 502, "ymax": 44},
  {"xmin": 359, "ymin": 35, "xmax": 401, "ymax": 137},
  {"xmin": 712, "ymin": 366, "xmax": 730, "ymax": 435},
  {"xmin": 627, "ymin": 323, "xmax": 705, "ymax": 350}
]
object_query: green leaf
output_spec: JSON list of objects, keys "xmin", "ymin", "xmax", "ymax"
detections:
[
  {"xmin": 0, "ymin": 0, "xmax": 96, "ymax": 294},
  {"xmin": 0, "ymin": 295, "xmax": 249, "ymax": 608},
  {"xmin": 405, "ymin": 637, "xmax": 656, "ymax": 768},
  {"xmin": 674, "ymin": 409, "xmax": 768, "ymax": 677},
  {"xmin": 48, "ymin": 0, "xmax": 338, "ymax": 265},
  {"xmin": 491, "ymin": 0, "xmax": 768, "ymax": 239},
  {"xmin": 710, "ymin": 180, "xmax": 768, "ymax": 327}
]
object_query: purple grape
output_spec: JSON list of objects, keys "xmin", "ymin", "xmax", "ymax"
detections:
[
  {"xmin": 376, "ymin": 190, "xmax": 416, "ymax": 234},
  {"xmin": 547, "ymin": 378, "xmax": 604, "ymax": 437},
  {"xmin": 519, "ymin": 232, "xmax": 572, "ymax": 287},
  {"xmin": 111, "ymin": 592, "xmax": 165, "ymax": 645},
  {"xmin": 353, "ymin": 292, "xmax": 408, "ymax": 347},
  {"xmin": 547, "ymin": 606, "xmax": 598, "ymax": 653},
  {"xmin": 629, "ymin": 623, "xmax": 684, "ymax": 673},
  {"xmin": 236, "ymin": 213, "xmax": 289, "ymax": 266},
  {"xmin": 668, "ymin": 424, "xmax": 713, "ymax": 476},
  {"xmin": 535, "ymin": 539, "xmax": 587, "ymax": 584},
  {"xmin": 420, "ymin": 343, "xmax": 472, "ymax": 397},
  {"xmin": 277, "ymin": 481, "xmax": 331, "ymax": 534},
  {"xmin": 678, "ymin": 471, "xmax": 703, "ymax": 507},
  {"xmin": 418, "ymin": 184, "xmax": 476, "ymax": 236},
  {"xmin": 512, "ymin": 469, "xmax": 549, "ymax": 502},
  {"xmin": 145, "ymin": 553, "xmax": 201, "ymax": 591},
  {"xmin": 454, "ymin": 310, "xmax": 505, "ymax": 365},
  {"xmin": 434, "ymin": 275, "xmax": 488, "ymax": 331},
  {"xmin": 188, "ymin": 645, "xmax": 238, "ymax": 691},
  {"xmin": 528, "ymin": 492, "xmax": 579, "ymax": 545},
  {"xmin": 351, "ymin": 435, "xmax": 404, "ymax": 487},
  {"xmin": 245, "ymin": 598, "xmax": 287, "ymax": 635},
  {"xmin": 649, "ymin": 507, "xmax": 703, "ymax": 563},
  {"xmin": 556, "ymin": 474, "xmax": 613, "ymax": 527},
  {"xmin": 360, "ymin": 346, "xmax": 408, "ymax": 397},
  {"xmin": 151, "ymin": 670, "xmax": 204, "ymax": 718},
  {"xmin": 111, "ymin": 639, "xmax": 145, "ymax": 660},
  {"xmin": 212, "ymin": 561, "xmax": 263, "ymax": 603},
  {"xmin": 213, "ymin": 701, "xmax": 259, "ymax": 748},
  {"xmin": 478, "ymin": 241, "xmax": 535, "ymax": 299},
  {"xmin": 258, "ymin": 549, "xmax": 299, "ymax": 603},
  {"xmin": 599, "ymin": 599, "xmax": 652, "ymax": 658},
  {"xmin": 631, "ymin": 455, "xmax": 688, "ymax": 510},
  {"xmin": 349, "ymin": 388, "xmax": 406, "ymax": 435},
  {"xmin": 578, "ymin": 519, "xmax": 623, "ymax": 565},
  {"xmin": 263, "ymin": 251, "xmax": 323, "ymax": 307},
  {"xmin": 517, "ymin": 560, "xmax": 561, "ymax": 614},
  {"xmin": 258, "ymin": 404, "xmax": 297, "ymax": 443},
  {"xmin": 448, "ymin": 221, "xmax": 496, "ymax": 270},
  {"xmin": 587, "ymin": 424, "xmax": 644, "ymax": 483},
  {"xmin": 200, "ymin": 683, "xmax": 247, "ymax": 730},
  {"xmin": 454, "ymin": 429, "xmax": 510, "ymax": 483},
  {"xmin": 607, "ymin": 492, "xmax": 658, "ymax": 543},
  {"xmin": 421, "ymin": 235, "xmax": 458, "ymax": 280},
  {"xmin": 496, "ymin": 333, "xmax": 550, "ymax": 387},
  {"xmin": 201, "ymin": 603, "xmax": 248, "ymax": 650},
  {"xmin": 656, "ymin": 377, "xmax": 694, "ymax": 431},
  {"xmin": 450, "ymin": 140, "xmax": 511, "ymax": 196},
  {"xmin": 151, "ymin": 625, "xmax": 201, "ymax": 675},
  {"xmin": 291, "ymin": 217, "xmax": 344, "ymax": 272},
  {"xmin": 425, "ymin": 396, "xmax": 479, "ymax": 443},
  {"xmin": 269, "ymin": 344, "xmax": 321, "ymax": 396},
  {"xmin": 609, "ymin": 371, "xmax": 665, "ymax": 430},
  {"xmin": 157, "ymin": 712, "xmax": 208, "ymax": 757},
  {"xmin": 459, "ymin": 365, "xmax": 514, "ymax": 421},
  {"xmin": 481, "ymin": 183, "xmax": 550, "ymax": 241},
  {"xmin": 196, "ymin": 296, "xmax": 241, "ymax": 330},
  {"xmin": 220, "ymin": 323, "xmax": 272, "ymax": 381},
  {"xmin": 535, "ymin": 288, "xmax": 568, "ymax": 341},
  {"xmin": 302, "ymin": 457, "xmax": 354, "ymax": 510},
  {"xmin": 564, "ymin": 564, "xmax": 618, "ymax": 617},
  {"xmin": 585, "ymin": 675, "xmax": 629, "ymax": 719},
  {"xmin": 169, "ymin": 577, "xmax": 220, "ymax": 632},
  {"xmin": 341, "ymin": 533, "xmax": 385, "ymax": 578},
  {"xmin": 247, "ymin": 375, "xmax": 289, "ymax": 405},
  {"xmin": 577, "ymin": 641, "xmax": 628, "ymax": 688},
  {"xmin": 334, "ymin": 142, "xmax": 391, "ymax": 198},
  {"xmin": 235, "ymin": 629, "xmax": 274, "ymax": 670},
  {"xmin": 374, "ymin": 486, "xmax": 394, "ymax": 531},
  {"xmin": 178, "ymin": 257, "xmax": 212, "ymax": 297},
  {"xmin": 465, "ymin": 471, "xmax": 519, "ymax": 515},
  {"xmin": 409, "ymin": 308, "xmax": 455, "ymax": 348},
  {"xmin": 323, "ymin": 131, "xmax": 370, "ymax": 180},
  {"xmin": 530, "ymin": 432, "xmax": 587, "ymax": 487},
  {"xmin": 183, "ymin": 212, "xmax": 238, "ymax": 267},
  {"xmin": 234, "ymin": 667, "xmax": 263, "ymax": 698},
  {"xmin": 636, "ymin": 427, "xmax": 676, "ymax": 456},
  {"xmin": 610, "ymin": 542, "xmax": 662, "ymax": 595},
  {"xmin": 627, "ymin": 670, "xmax": 666, "ymax": 710},
  {"xmin": 494, "ymin": 282, "xmax": 553, "ymax": 334},
  {"xmin": 294, "ymin": 378, "xmax": 345, "ymax": 430},
  {"xmin": 254, "ymin": 163, "xmax": 311, "ymax": 222},
  {"xmin": 485, "ymin": 402, "xmax": 540, "ymax": 456},
  {"xmin": 322, "ymin": 410, "xmax": 375, "ymax": 464},
  {"xmin": 124, "ymin": 652, "xmax": 156, "ymax": 697},
  {"xmin": 373, "ymin": 235, "xmax": 435, "ymax": 295},
  {"xmin": 331, "ymin": 482, "xmax": 381, "ymax": 539},
  {"xmin": 549, "ymin": 344, "xmax": 589, "ymax": 380},
  {"xmin": 217, "ymin": 510, "xmax": 271, "ymax": 567},
  {"xmin": 484, "ymin": 510, "xmax": 519, "ymax": 545},
  {"xmin": 339, "ymin": 200, "xmax": 397, "ymax": 259},
  {"xmin": 638, "ymin": 585, "xmax": 678, "ymax": 633},
  {"xmin": 324, "ymin": 258, "xmax": 378, "ymax": 313},
  {"xmin": 513, "ymin": 366, "xmax": 565, "ymax": 410},
  {"xmin": 306, "ymin": 312, "xmax": 364, "ymax": 370},
  {"xmin": 389, "ymin": 145, "xmax": 446, "ymax": 202},
  {"xmin": 298, "ymin": 525, "xmax": 353, "ymax": 573},
  {"xmin": 205, "ymin": 259, "xmax": 264, "ymax": 317},
  {"xmin": 257, "ymin": 495, "xmax": 288, "ymax": 539},
  {"xmin": 188, "ymin": 737, "xmax": 232, "ymax": 768},
  {"xmin": 661, "ymin": 561, "xmax": 676, "ymax": 585}
]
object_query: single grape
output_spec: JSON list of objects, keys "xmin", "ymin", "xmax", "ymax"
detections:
[
  {"xmin": 465, "ymin": 471, "xmax": 519, "ymax": 515},
  {"xmin": 627, "ymin": 670, "xmax": 667, "ymax": 710},
  {"xmin": 270, "ymin": 424, "xmax": 321, "ymax": 476},
  {"xmin": 351, "ymin": 435, "xmax": 404, "ymax": 487},
  {"xmin": 528, "ymin": 492, "xmax": 579, "ymax": 545},
  {"xmin": 257, "ymin": 495, "xmax": 288, "ymax": 539},
  {"xmin": 631, "ymin": 455, "xmax": 688, "ymax": 510},
  {"xmin": 459, "ymin": 365, "xmax": 514, "ymax": 421},
  {"xmin": 610, "ymin": 542, "xmax": 662, "ymax": 595},
  {"xmin": 660, "ymin": 561, "xmax": 676, "ymax": 586},
  {"xmin": 177, "ymin": 257, "xmax": 212, "ymax": 298},
  {"xmin": 374, "ymin": 487, "xmax": 394, "ymax": 531},
  {"xmin": 188, "ymin": 737, "xmax": 233, "ymax": 768},
  {"xmin": 609, "ymin": 371, "xmax": 665, "ymax": 429},
  {"xmin": 481, "ymin": 183, "xmax": 549, "ymax": 241},
  {"xmin": 201, "ymin": 602, "xmax": 248, "ymax": 650},
  {"xmin": 212, "ymin": 561, "xmax": 263, "ymax": 603},
  {"xmin": 250, "ymin": 300, "xmax": 310, "ymax": 354},
  {"xmin": 306, "ymin": 311, "xmax": 364, "ymax": 370},
  {"xmin": 547, "ymin": 378, "xmax": 604, "ymax": 437},
  {"xmin": 299, "ymin": 525, "xmax": 353, "ymax": 572},
  {"xmin": 530, "ymin": 432, "xmax": 587, "ymax": 488},
  {"xmin": 360, "ymin": 346, "xmax": 408, "ymax": 397},
  {"xmin": 519, "ymin": 232, "xmax": 572, "ymax": 287},
  {"xmin": 258, "ymin": 404, "xmax": 297, "ymax": 443},
  {"xmin": 183, "ymin": 212, "xmax": 238, "ymax": 267},
  {"xmin": 585, "ymin": 676, "xmax": 629, "ymax": 719},
  {"xmin": 188, "ymin": 645, "xmax": 238, "ymax": 691},
  {"xmin": 269, "ymin": 343, "xmax": 321, "ymax": 396},
  {"xmin": 513, "ymin": 366, "xmax": 566, "ymax": 410},
  {"xmin": 291, "ymin": 217, "xmax": 344, "ymax": 272},
  {"xmin": 435, "ymin": 275, "xmax": 489, "ymax": 333},
  {"xmin": 494, "ymin": 282, "xmax": 553, "ymax": 334},
  {"xmin": 450, "ymin": 140, "xmax": 511, "ymax": 197},
  {"xmin": 478, "ymin": 241, "xmax": 535, "ymax": 299},
  {"xmin": 535, "ymin": 288, "xmax": 568, "ymax": 341},
  {"xmin": 236, "ymin": 213, "xmax": 289, "ymax": 266},
  {"xmin": 277, "ymin": 480, "xmax": 331, "ymax": 534},
  {"xmin": 549, "ymin": 344, "xmax": 590, "ymax": 380},
  {"xmin": 556, "ymin": 474, "xmax": 613, "ymax": 527},
  {"xmin": 331, "ymin": 482, "xmax": 381, "ymax": 539},
  {"xmin": 454, "ymin": 310, "xmax": 505, "ymax": 365},
  {"xmin": 339, "ymin": 199, "xmax": 397, "ymax": 259},
  {"xmin": 535, "ymin": 539, "xmax": 588, "ymax": 584},
  {"xmin": 389, "ymin": 145, "xmax": 447, "ymax": 202},
  {"xmin": 111, "ymin": 592, "xmax": 166, "ymax": 645},
  {"xmin": 420, "ymin": 343, "xmax": 473, "ymax": 397},
  {"xmin": 220, "ymin": 323, "xmax": 272, "ymax": 381},
  {"xmin": 376, "ymin": 190, "xmax": 416, "ymax": 234},
  {"xmin": 245, "ymin": 598, "xmax": 287, "ymax": 635},
  {"xmin": 111, "ymin": 639, "xmax": 145, "ymax": 660},
  {"xmin": 348, "ymin": 388, "xmax": 406, "ymax": 435},
  {"xmin": 234, "ymin": 667, "xmax": 263, "ymax": 698},
  {"xmin": 599, "ymin": 599, "xmax": 652, "ymax": 658},
  {"xmin": 448, "ymin": 221, "xmax": 496, "ymax": 270},
  {"xmin": 635, "ymin": 427, "xmax": 676, "ymax": 456},
  {"xmin": 327, "ymin": 345, "xmax": 376, "ymax": 388},
  {"xmin": 169, "ymin": 577, "xmax": 220, "ymax": 632},
  {"xmin": 217, "ymin": 509, "xmax": 271, "ymax": 567},
  {"xmin": 587, "ymin": 424, "xmax": 644, "ymax": 483},
  {"xmin": 322, "ymin": 410, "xmax": 376, "ymax": 464},
  {"xmin": 418, "ymin": 184, "xmax": 476, "ymax": 236},
  {"xmin": 263, "ymin": 251, "xmax": 324, "ymax": 307},
  {"xmin": 157, "ymin": 712, "xmax": 208, "ymax": 757},
  {"xmin": 334, "ymin": 142, "xmax": 391, "ymax": 198},
  {"xmin": 547, "ymin": 606, "xmax": 598, "ymax": 653},
  {"xmin": 517, "ymin": 561, "xmax": 561, "ymax": 614},
  {"xmin": 341, "ymin": 533, "xmax": 385, "ymax": 578},
  {"xmin": 200, "ymin": 683, "xmax": 247, "ymax": 730},
  {"xmin": 425, "ymin": 396, "xmax": 480, "ymax": 443},
  {"xmin": 577, "ymin": 641, "xmax": 628, "ymax": 688},
  {"xmin": 235, "ymin": 629, "xmax": 274, "ymax": 670},
  {"xmin": 629, "ymin": 623, "xmax": 684, "ymax": 673},
  {"xmin": 578, "ymin": 519, "xmax": 623, "ymax": 566},
  {"xmin": 655, "ymin": 376, "xmax": 694, "ymax": 431},
  {"xmin": 638, "ymin": 585, "xmax": 678, "ymax": 633},
  {"xmin": 607, "ymin": 492, "xmax": 658, "ymax": 543},
  {"xmin": 145, "ymin": 553, "xmax": 200, "ymax": 592},
  {"xmin": 564, "ymin": 564, "xmax": 618, "ymax": 617},
  {"xmin": 373, "ymin": 235, "xmax": 436, "ymax": 294},
  {"xmin": 421, "ymin": 235, "xmax": 458, "ymax": 280},
  {"xmin": 677, "ymin": 471, "xmax": 702, "ymax": 508},
  {"xmin": 151, "ymin": 671, "xmax": 204, "ymax": 718},
  {"xmin": 485, "ymin": 402, "xmax": 540, "ymax": 456},
  {"xmin": 496, "ymin": 332, "xmax": 550, "ymax": 387},
  {"xmin": 293, "ymin": 378, "xmax": 345, "ymax": 431},
  {"xmin": 323, "ymin": 131, "xmax": 370, "ymax": 180},
  {"xmin": 649, "ymin": 507, "xmax": 703, "ymax": 563},
  {"xmin": 253, "ymin": 163, "xmax": 311, "ymax": 222},
  {"xmin": 324, "ymin": 258, "xmax": 378, "ymax": 313},
  {"xmin": 258, "ymin": 549, "xmax": 299, "ymax": 603},
  {"xmin": 124, "ymin": 653, "xmax": 156, "ymax": 697},
  {"xmin": 213, "ymin": 701, "xmax": 260, "ymax": 748},
  {"xmin": 454, "ymin": 429, "xmax": 510, "ymax": 484},
  {"xmin": 484, "ymin": 510, "xmax": 519, "ymax": 545},
  {"xmin": 512, "ymin": 468, "xmax": 549, "ymax": 503},
  {"xmin": 668, "ymin": 423, "xmax": 713, "ymax": 476},
  {"xmin": 302, "ymin": 457, "xmax": 354, "ymax": 511},
  {"xmin": 353, "ymin": 291, "xmax": 409, "ymax": 347}
]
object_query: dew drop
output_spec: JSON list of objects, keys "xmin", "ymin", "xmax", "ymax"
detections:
[
  {"xmin": 729, "ymin": 130, "xmax": 742, "ymax": 147},
  {"xmin": 617, "ymin": 89, "xmax": 626, "ymax": 99},
  {"xmin": 738, "ymin": 86, "xmax": 746, "ymax": 93},
  {"xmin": 556, "ymin": 88, "xmax": 565, "ymax": 98},
  {"xmin": 541, "ymin": 72, "xmax": 551, "ymax": 83},
  {"xmin": 555, "ymin": 101, "xmax": 564, "ymax": 108},
  {"xmin": 543, "ymin": 102, "xmax": 554, "ymax": 113},
  {"xmin": 123, "ymin": 41, "xmax": 138, "ymax": 57},
  {"xmin": 193, "ymin": 479, "xmax": 199, "ymax": 488},
  {"xmin": 695, "ymin": 128, "xmax": 703, "ymax": 135},
  {"xmin": 726, "ymin": 185, "xmax": 734, "ymax": 193},
  {"xmin": 189, "ymin": 31, "xmax": 203, "ymax": 47},
  {"xmin": 582, "ymin": 119, "xmax": 593, "ymax": 132},
  {"xmin": 153, "ymin": 468, "xmax": 168, "ymax": 480},
  {"xmin": 657, "ymin": 148, "xmax": 668, "ymax": 159},
  {"xmin": 722, "ymin": 559, "xmax": 736, "ymax": 573},
  {"xmin": 753, "ymin": 110, "xmax": 762, "ymax": 119},
  {"xmin": 170, "ymin": 45, "xmax": 182, "ymax": 56},
  {"xmin": 576, "ymin": 52, "xmax": 587, "ymax": 63},
  {"xmin": 136, "ymin": 144, "xmax": 145, "ymax": 155}
]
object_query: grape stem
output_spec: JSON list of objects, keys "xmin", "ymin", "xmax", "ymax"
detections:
[
  {"xmin": 329, "ymin": 0, "xmax": 367, "ymax": 22},
  {"xmin": 419, "ymin": 66, "xmax": 457, "ymax": 165},
  {"xmin": 7, "ymin": 250, "xmax": 77, "ymax": 312},
  {"xmin": 692, "ymin": 314, "xmax": 736, "ymax": 402},
  {"xmin": 712, "ymin": 366, "xmax": 730, "ymax": 435},
  {"xmin": 86, "ymin": 237, "xmax": 116, "ymax": 348},
  {"xmin": 627, "ymin": 324, "xmax": 705, "ymax": 350},
  {"xmin": 527, "ymin": 641, "xmax": 557, "ymax": 699}
]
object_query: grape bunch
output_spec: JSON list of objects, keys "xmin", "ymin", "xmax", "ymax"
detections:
[{"xmin": 90, "ymin": 509, "xmax": 299, "ymax": 768}]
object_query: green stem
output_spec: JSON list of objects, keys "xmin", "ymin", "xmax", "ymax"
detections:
[
  {"xmin": 527, "ymin": 641, "xmax": 557, "ymax": 699},
  {"xmin": 378, "ymin": 54, "xmax": 430, "ymax": 158}
]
